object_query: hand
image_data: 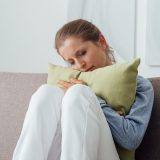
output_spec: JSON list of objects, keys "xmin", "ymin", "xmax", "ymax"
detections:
[
  {"xmin": 58, "ymin": 78, "xmax": 86, "ymax": 92},
  {"xmin": 116, "ymin": 111, "xmax": 124, "ymax": 116}
]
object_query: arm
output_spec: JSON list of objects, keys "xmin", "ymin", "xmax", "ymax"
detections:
[{"xmin": 101, "ymin": 76, "xmax": 154, "ymax": 150}]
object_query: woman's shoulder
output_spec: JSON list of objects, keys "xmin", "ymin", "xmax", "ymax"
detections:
[{"xmin": 137, "ymin": 75, "xmax": 154, "ymax": 93}]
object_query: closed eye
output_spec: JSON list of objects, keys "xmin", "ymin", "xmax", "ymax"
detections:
[
  {"xmin": 77, "ymin": 50, "xmax": 86, "ymax": 57},
  {"xmin": 68, "ymin": 60, "xmax": 75, "ymax": 66},
  {"xmin": 65, "ymin": 50, "xmax": 86, "ymax": 67}
]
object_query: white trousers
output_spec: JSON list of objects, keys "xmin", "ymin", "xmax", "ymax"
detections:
[{"xmin": 12, "ymin": 84, "xmax": 119, "ymax": 160}]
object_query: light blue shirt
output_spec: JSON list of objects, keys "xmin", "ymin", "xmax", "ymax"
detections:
[{"xmin": 98, "ymin": 76, "xmax": 154, "ymax": 150}]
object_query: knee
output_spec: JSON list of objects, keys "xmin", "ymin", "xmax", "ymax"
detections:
[
  {"xmin": 32, "ymin": 84, "xmax": 63, "ymax": 101},
  {"xmin": 62, "ymin": 84, "xmax": 95, "ymax": 111},
  {"xmin": 61, "ymin": 84, "xmax": 102, "ymax": 122},
  {"xmin": 30, "ymin": 84, "xmax": 64, "ymax": 112},
  {"xmin": 63, "ymin": 84, "xmax": 92, "ymax": 101}
]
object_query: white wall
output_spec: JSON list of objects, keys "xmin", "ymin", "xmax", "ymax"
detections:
[
  {"xmin": 0, "ymin": 0, "xmax": 67, "ymax": 73},
  {"xmin": 135, "ymin": 0, "xmax": 160, "ymax": 78},
  {"xmin": 0, "ymin": 0, "xmax": 160, "ymax": 77}
]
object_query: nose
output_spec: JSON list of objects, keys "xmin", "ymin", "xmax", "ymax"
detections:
[{"xmin": 76, "ymin": 59, "xmax": 86, "ymax": 71}]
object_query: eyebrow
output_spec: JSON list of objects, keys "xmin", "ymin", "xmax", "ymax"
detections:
[{"xmin": 65, "ymin": 49, "xmax": 84, "ymax": 61}]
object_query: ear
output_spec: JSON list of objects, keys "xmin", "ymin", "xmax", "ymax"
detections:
[{"xmin": 98, "ymin": 34, "xmax": 109, "ymax": 50}]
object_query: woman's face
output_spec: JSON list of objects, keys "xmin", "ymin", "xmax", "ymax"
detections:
[{"xmin": 59, "ymin": 37, "xmax": 112, "ymax": 72}]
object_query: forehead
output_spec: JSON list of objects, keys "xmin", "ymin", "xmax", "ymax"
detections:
[{"xmin": 59, "ymin": 37, "xmax": 90, "ymax": 59}]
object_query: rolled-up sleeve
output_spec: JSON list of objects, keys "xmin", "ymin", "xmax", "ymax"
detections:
[{"xmin": 101, "ymin": 76, "xmax": 154, "ymax": 150}]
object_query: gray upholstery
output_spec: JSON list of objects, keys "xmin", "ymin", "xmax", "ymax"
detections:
[
  {"xmin": 0, "ymin": 72, "xmax": 159, "ymax": 160},
  {"xmin": 0, "ymin": 72, "xmax": 47, "ymax": 160},
  {"xmin": 135, "ymin": 77, "xmax": 160, "ymax": 160}
]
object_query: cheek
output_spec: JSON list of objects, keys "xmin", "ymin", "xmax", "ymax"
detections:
[
  {"xmin": 87, "ymin": 49, "xmax": 104, "ymax": 65},
  {"xmin": 95, "ymin": 52, "xmax": 106, "ymax": 65},
  {"xmin": 86, "ymin": 54, "xmax": 94, "ymax": 64}
]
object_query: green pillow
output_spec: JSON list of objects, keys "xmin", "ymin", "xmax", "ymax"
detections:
[{"xmin": 47, "ymin": 58, "xmax": 140, "ymax": 115}]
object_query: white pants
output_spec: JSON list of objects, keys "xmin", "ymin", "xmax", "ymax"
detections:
[{"xmin": 12, "ymin": 84, "xmax": 119, "ymax": 160}]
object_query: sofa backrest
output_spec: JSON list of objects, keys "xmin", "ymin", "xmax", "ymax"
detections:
[
  {"xmin": 0, "ymin": 72, "xmax": 47, "ymax": 160},
  {"xmin": 135, "ymin": 77, "xmax": 160, "ymax": 160}
]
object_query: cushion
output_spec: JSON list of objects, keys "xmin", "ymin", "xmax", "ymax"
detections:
[{"xmin": 47, "ymin": 58, "xmax": 140, "ymax": 115}]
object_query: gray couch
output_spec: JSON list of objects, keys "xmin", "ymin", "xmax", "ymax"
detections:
[{"xmin": 0, "ymin": 72, "xmax": 160, "ymax": 160}]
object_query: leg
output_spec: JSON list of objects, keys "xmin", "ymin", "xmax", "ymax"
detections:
[
  {"xmin": 12, "ymin": 84, "xmax": 64, "ymax": 160},
  {"xmin": 60, "ymin": 84, "xmax": 119, "ymax": 160},
  {"xmin": 47, "ymin": 121, "xmax": 62, "ymax": 160}
]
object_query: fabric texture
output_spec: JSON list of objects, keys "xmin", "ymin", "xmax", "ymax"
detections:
[
  {"xmin": 0, "ymin": 72, "xmax": 47, "ymax": 160},
  {"xmin": 12, "ymin": 84, "xmax": 120, "ymax": 160},
  {"xmin": 135, "ymin": 77, "xmax": 160, "ymax": 160},
  {"xmin": 47, "ymin": 58, "xmax": 140, "ymax": 114},
  {"xmin": 101, "ymin": 76, "xmax": 154, "ymax": 160},
  {"xmin": 0, "ymin": 72, "xmax": 160, "ymax": 160}
]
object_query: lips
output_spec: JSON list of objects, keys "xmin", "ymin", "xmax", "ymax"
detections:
[{"xmin": 85, "ymin": 66, "xmax": 95, "ymax": 72}]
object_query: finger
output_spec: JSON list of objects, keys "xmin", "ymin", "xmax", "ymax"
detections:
[
  {"xmin": 70, "ymin": 78, "xmax": 86, "ymax": 85},
  {"xmin": 116, "ymin": 111, "xmax": 124, "ymax": 116},
  {"xmin": 58, "ymin": 84, "xmax": 67, "ymax": 92},
  {"xmin": 57, "ymin": 81, "xmax": 69, "ymax": 92},
  {"xmin": 58, "ymin": 80, "xmax": 73, "ymax": 88},
  {"xmin": 58, "ymin": 80, "xmax": 75, "ymax": 92}
]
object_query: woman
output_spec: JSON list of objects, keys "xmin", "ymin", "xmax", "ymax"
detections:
[{"xmin": 12, "ymin": 19, "xmax": 154, "ymax": 160}]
